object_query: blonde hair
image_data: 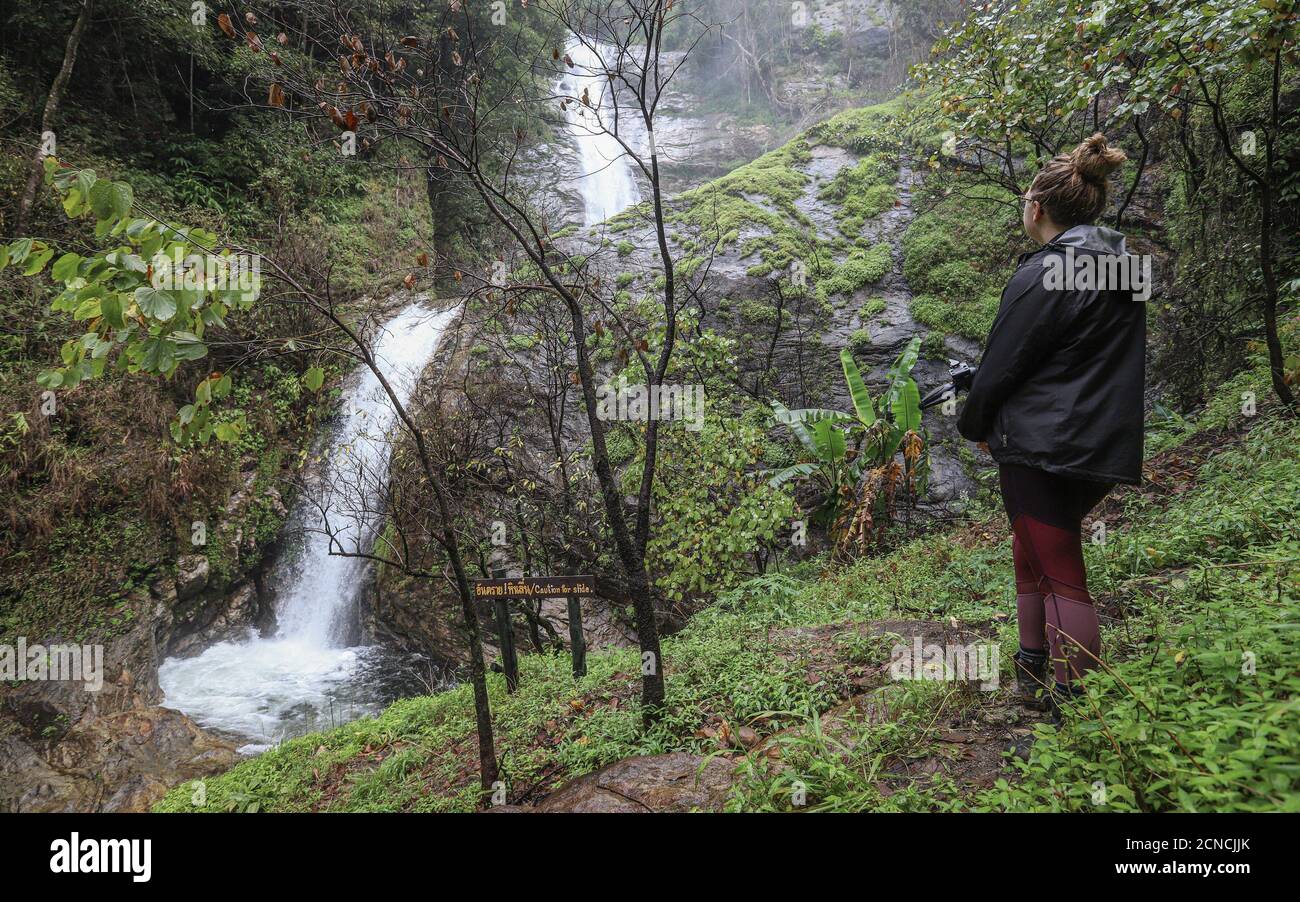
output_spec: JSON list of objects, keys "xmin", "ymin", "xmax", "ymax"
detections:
[{"xmin": 1027, "ymin": 133, "xmax": 1127, "ymax": 227}]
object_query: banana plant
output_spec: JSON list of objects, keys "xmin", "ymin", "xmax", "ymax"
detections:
[
  {"xmin": 847, "ymin": 338, "xmax": 922, "ymax": 461},
  {"xmin": 768, "ymin": 336, "xmax": 927, "ymax": 531}
]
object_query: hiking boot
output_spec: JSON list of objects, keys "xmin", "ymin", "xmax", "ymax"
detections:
[
  {"xmin": 1013, "ymin": 649, "xmax": 1050, "ymax": 711},
  {"xmin": 1047, "ymin": 682, "xmax": 1081, "ymax": 725},
  {"xmin": 1005, "ymin": 729, "xmax": 1036, "ymax": 762}
]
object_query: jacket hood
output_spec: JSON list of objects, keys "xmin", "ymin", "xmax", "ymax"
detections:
[{"xmin": 1047, "ymin": 224, "xmax": 1127, "ymax": 256}]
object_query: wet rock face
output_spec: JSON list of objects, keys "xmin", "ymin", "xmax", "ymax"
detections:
[
  {"xmin": 6, "ymin": 708, "xmax": 238, "ymax": 813},
  {"xmin": 166, "ymin": 581, "xmax": 261, "ymax": 658},
  {"xmin": 1, "ymin": 455, "xmax": 289, "ymax": 812},
  {"xmin": 600, "ymin": 138, "xmax": 979, "ymax": 507},
  {"xmin": 0, "ymin": 603, "xmax": 239, "ymax": 813}
]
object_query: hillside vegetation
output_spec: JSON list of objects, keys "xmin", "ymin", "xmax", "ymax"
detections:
[
  {"xmin": 3, "ymin": 0, "xmax": 1296, "ymax": 817},
  {"xmin": 157, "ymin": 353, "xmax": 1300, "ymax": 812}
]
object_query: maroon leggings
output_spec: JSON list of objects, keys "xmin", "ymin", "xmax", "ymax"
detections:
[{"xmin": 999, "ymin": 464, "xmax": 1113, "ymax": 687}]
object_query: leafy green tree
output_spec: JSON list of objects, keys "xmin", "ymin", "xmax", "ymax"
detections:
[
  {"xmin": 911, "ymin": 0, "xmax": 1299, "ymax": 410},
  {"xmin": 640, "ymin": 410, "xmax": 795, "ymax": 604},
  {"xmin": 3, "ymin": 159, "xmax": 255, "ymax": 444}
]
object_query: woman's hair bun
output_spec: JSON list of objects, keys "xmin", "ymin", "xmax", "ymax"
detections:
[{"xmin": 1070, "ymin": 133, "xmax": 1127, "ymax": 184}]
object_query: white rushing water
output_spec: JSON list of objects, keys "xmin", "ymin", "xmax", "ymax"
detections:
[
  {"xmin": 557, "ymin": 36, "xmax": 644, "ymax": 225},
  {"xmin": 159, "ymin": 303, "xmax": 457, "ymax": 751}
]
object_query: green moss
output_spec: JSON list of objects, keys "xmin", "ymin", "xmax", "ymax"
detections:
[
  {"xmin": 739, "ymin": 298, "xmax": 779, "ymax": 326},
  {"xmin": 669, "ymin": 137, "xmax": 829, "ymax": 278},
  {"xmin": 806, "ymin": 99, "xmax": 905, "ymax": 154},
  {"xmin": 920, "ymin": 330, "xmax": 947, "ymax": 360},
  {"xmin": 816, "ymin": 241, "xmax": 892, "ymax": 299},
  {"xmin": 909, "ymin": 292, "xmax": 999, "ymax": 341},
  {"xmin": 506, "ymin": 333, "xmax": 540, "ymax": 352},
  {"xmin": 818, "ymin": 153, "xmax": 898, "ymax": 237},
  {"xmin": 860, "ymin": 297, "xmax": 887, "ymax": 320},
  {"xmin": 900, "ymin": 179, "xmax": 1020, "ymax": 341},
  {"xmin": 849, "ymin": 327, "xmax": 874, "ymax": 353}
]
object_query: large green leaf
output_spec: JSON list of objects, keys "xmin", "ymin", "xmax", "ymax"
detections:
[
  {"xmin": 134, "ymin": 286, "xmax": 177, "ymax": 322},
  {"xmin": 780, "ymin": 407, "xmax": 856, "ymax": 426},
  {"xmin": 891, "ymin": 377, "xmax": 922, "ymax": 434},
  {"xmin": 171, "ymin": 332, "xmax": 208, "ymax": 361},
  {"xmin": 812, "ymin": 416, "xmax": 847, "ymax": 464},
  {"xmin": 51, "ymin": 252, "xmax": 82, "ymax": 282},
  {"xmin": 885, "ymin": 335, "xmax": 922, "ymax": 412},
  {"xmin": 839, "ymin": 348, "xmax": 876, "ymax": 426},
  {"xmin": 302, "ymin": 366, "xmax": 325, "ymax": 392},
  {"xmin": 772, "ymin": 400, "xmax": 816, "ymax": 454},
  {"xmin": 23, "ymin": 249, "xmax": 54, "ymax": 276},
  {"xmin": 7, "ymin": 238, "xmax": 33, "ymax": 265},
  {"xmin": 767, "ymin": 462, "xmax": 819, "ymax": 488},
  {"xmin": 89, "ymin": 180, "xmax": 118, "ymax": 221}
]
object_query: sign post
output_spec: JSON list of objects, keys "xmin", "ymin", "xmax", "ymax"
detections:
[
  {"xmin": 567, "ymin": 594, "xmax": 586, "ymax": 679},
  {"xmin": 471, "ymin": 575, "xmax": 596, "ymax": 688},
  {"xmin": 492, "ymin": 596, "xmax": 519, "ymax": 693}
]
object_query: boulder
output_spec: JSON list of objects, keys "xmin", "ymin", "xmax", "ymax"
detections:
[
  {"xmin": 166, "ymin": 582, "xmax": 260, "ymax": 658},
  {"xmin": 1, "ymin": 706, "xmax": 238, "ymax": 813},
  {"xmin": 532, "ymin": 752, "xmax": 736, "ymax": 813},
  {"xmin": 176, "ymin": 555, "xmax": 210, "ymax": 600}
]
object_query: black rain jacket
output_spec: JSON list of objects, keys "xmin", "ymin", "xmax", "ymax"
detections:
[{"xmin": 957, "ymin": 224, "xmax": 1146, "ymax": 485}]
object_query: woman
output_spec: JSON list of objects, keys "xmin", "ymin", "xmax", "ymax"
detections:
[{"xmin": 957, "ymin": 134, "xmax": 1145, "ymax": 718}]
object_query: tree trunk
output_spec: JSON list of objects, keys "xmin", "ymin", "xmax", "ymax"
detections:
[
  {"xmin": 1258, "ymin": 53, "xmax": 1296, "ymax": 412},
  {"xmin": 15, "ymin": 0, "xmax": 96, "ymax": 236},
  {"xmin": 1257, "ymin": 181, "xmax": 1295, "ymax": 411}
]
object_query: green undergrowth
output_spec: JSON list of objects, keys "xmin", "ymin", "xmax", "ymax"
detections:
[
  {"xmin": 979, "ymin": 411, "xmax": 1300, "ymax": 812},
  {"xmin": 733, "ymin": 385, "xmax": 1300, "ymax": 812},
  {"xmin": 158, "ymin": 360, "xmax": 1298, "ymax": 812}
]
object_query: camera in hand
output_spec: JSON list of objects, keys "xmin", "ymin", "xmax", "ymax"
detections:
[{"xmin": 920, "ymin": 360, "xmax": 976, "ymax": 411}]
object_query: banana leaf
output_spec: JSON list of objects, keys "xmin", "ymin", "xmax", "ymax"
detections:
[
  {"xmin": 839, "ymin": 348, "xmax": 876, "ymax": 426},
  {"xmin": 777, "ymin": 406, "xmax": 857, "ymax": 426},
  {"xmin": 771, "ymin": 400, "xmax": 815, "ymax": 454},
  {"xmin": 891, "ymin": 377, "xmax": 922, "ymax": 434},
  {"xmin": 767, "ymin": 461, "xmax": 819, "ymax": 488},
  {"xmin": 884, "ymin": 335, "xmax": 922, "ymax": 411},
  {"xmin": 811, "ymin": 416, "xmax": 847, "ymax": 464}
]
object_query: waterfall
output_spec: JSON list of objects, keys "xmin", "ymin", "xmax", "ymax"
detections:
[
  {"xmin": 159, "ymin": 303, "xmax": 457, "ymax": 750},
  {"xmin": 159, "ymin": 32, "xmax": 638, "ymax": 753},
  {"xmin": 557, "ymin": 36, "xmax": 644, "ymax": 225},
  {"xmin": 271, "ymin": 303, "xmax": 455, "ymax": 645}
]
